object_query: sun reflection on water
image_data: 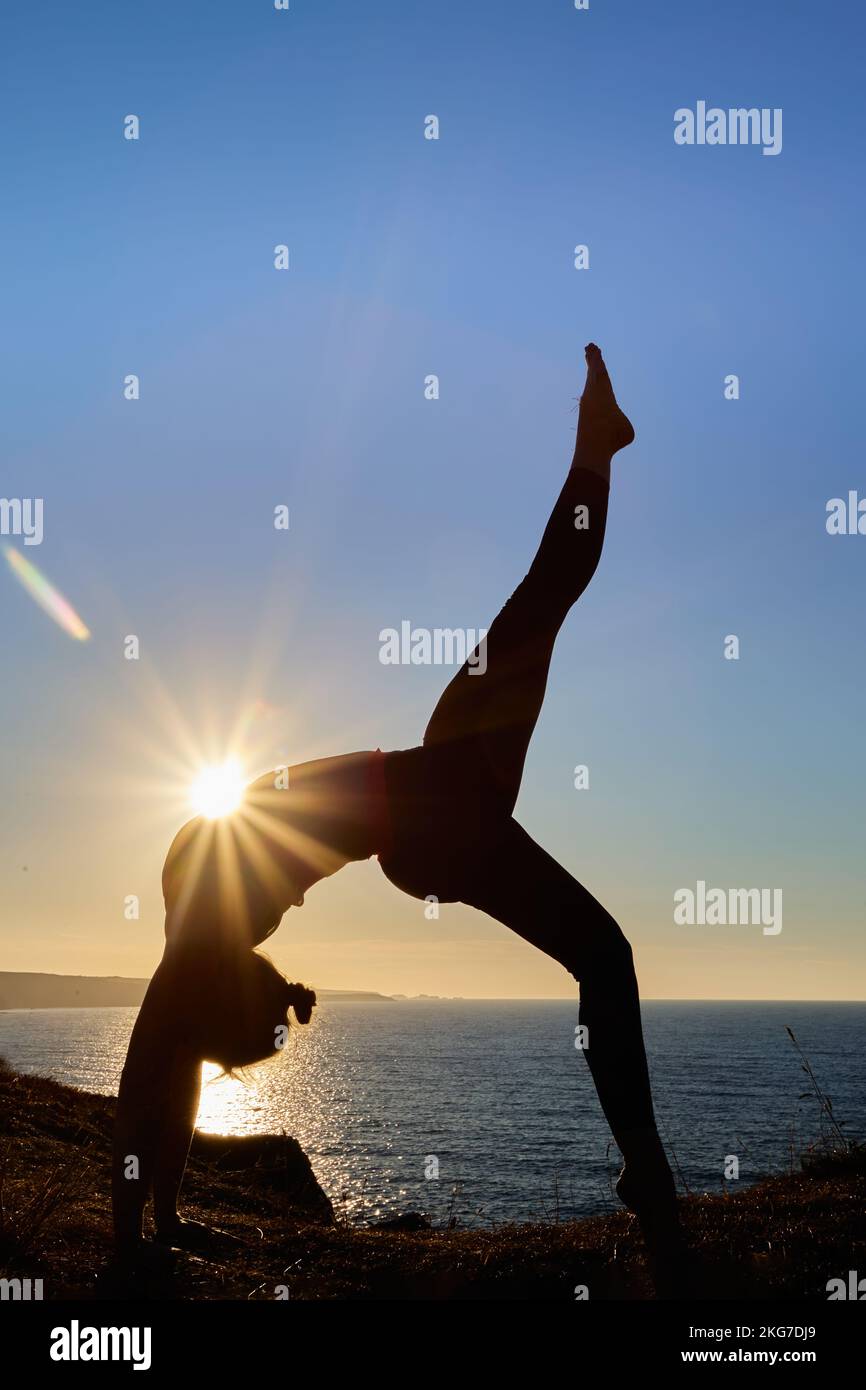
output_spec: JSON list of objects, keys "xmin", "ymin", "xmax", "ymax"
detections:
[
  {"xmin": 189, "ymin": 1013, "xmax": 407, "ymax": 1224},
  {"xmin": 195, "ymin": 1062, "xmax": 266, "ymax": 1134}
]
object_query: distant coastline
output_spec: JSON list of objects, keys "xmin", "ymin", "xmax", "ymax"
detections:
[{"xmin": 0, "ymin": 972, "xmax": 393, "ymax": 1010}]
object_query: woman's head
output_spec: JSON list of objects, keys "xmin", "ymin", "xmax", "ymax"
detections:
[{"xmin": 187, "ymin": 949, "xmax": 316, "ymax": 1072}]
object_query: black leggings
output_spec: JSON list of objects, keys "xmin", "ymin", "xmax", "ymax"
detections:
[{"xmin": 380, "ymin": 466, "xmax": 657, "ymax": 1147}]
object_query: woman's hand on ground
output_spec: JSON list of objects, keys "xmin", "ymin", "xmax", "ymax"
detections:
[
  {"xmin": 154, "ymin": 1217, "xmax": 243, "ymax": 1253},
  {"xmin": 95, "ymin": 1239, "xmax": 176, "ymax": 1297}
]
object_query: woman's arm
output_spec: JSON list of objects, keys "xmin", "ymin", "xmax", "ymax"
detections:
[
  {"xmin": 152, "ymin": 1048, "xmax": 202, "ymax": 1239},
  {"xmin": 111, "ymin": 956, "xmax": 199, "ymax": 1256}
]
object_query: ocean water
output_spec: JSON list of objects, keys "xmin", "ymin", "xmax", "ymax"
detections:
[{"xmin": 0, "ymin": 1001, "xmax": 862, "ymax": 1227}]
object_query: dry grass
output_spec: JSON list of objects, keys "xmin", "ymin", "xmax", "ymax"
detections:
[{"xmin": 1, "ymin": 1057, "xmax": 863, "ymax": 1301}]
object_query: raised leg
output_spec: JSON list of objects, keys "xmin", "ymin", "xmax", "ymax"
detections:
[{"xmin": 422, "ymin": 345, "xmax": 634, "ymax": 813}]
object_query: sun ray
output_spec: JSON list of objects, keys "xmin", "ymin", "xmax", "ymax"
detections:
[
  {"xmin": 212, "ymin": 817, "xmax": 259, "ymax": 944},
  {"xmin": 163, "ymin": 815, "xmax": 217, "ymax": 937},
  {"xmin": 239, "ymin": 797, "xmax": 346, "ymax": 883}
]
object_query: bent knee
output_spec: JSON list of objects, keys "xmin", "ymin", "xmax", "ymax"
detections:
[{"xmin": 563, "ymin": 914, "xmax": 634, "ymax": 983}]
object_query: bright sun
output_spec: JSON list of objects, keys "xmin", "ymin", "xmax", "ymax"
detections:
[{"xmin": 190, "ymin": 759, "xmax": 245, "ymax": 819}]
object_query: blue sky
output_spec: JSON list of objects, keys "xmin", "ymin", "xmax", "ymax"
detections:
[{"xmin": 1, "ymin": 0, "xmax": 864, "ymax": 996}]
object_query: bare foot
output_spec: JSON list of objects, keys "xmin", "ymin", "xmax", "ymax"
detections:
[
  {"xmin": 616, "ymin": 1161, "xmax": 686, "ymax": 1273},
  {"xmin": 576, "ymin": 343, "xmax": 635, "ymax": 459}
]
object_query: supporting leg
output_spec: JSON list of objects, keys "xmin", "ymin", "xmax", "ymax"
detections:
[{"xmin": 457, "ymin": 817, "xmax": 680, "ymax": 1248}]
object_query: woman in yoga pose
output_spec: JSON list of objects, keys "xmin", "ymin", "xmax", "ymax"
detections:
[{"xmin": 112, "ymin": 343, "xmax": 681, "ymax": 1273}]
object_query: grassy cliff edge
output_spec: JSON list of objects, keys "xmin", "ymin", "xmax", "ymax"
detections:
[{"xmin": 1, "ymin": 1060, "xmax": 864, "ymax": 1301}]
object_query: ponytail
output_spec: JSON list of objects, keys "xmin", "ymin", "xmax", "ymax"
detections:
[{"xmin": 285, "ymin": 982, "xmax": 316, "ymax": 1024}]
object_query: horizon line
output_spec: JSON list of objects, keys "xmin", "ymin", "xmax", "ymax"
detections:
[{"xmin": 1, "ymin": 971, "xmax": 864, "ymax": 1005}]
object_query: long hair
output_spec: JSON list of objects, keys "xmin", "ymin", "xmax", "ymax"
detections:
[{"xmin": 181, "ymin": 947, "xmax": 316, "ymax": 1072}]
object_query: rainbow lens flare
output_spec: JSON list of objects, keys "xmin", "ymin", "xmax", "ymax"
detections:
[{"xmin": 4, "ymin": 545, "xmax": 91, "ymax": 641}]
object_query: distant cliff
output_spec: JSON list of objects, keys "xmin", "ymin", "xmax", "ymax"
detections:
[
  {"xmin": 0, "ymin": 972, "xmax": 392, "ymax": 1010},
  {"xmin": 0, "ymin": 973, "xmax": 148, "ymax": 1010}
]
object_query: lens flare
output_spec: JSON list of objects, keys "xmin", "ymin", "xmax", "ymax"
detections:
[
  {"xmin": 3, "ymin": 545, "xmax": 90, "ymax": 641},
  {"xmin": 190, "ymin": 760, "xmax": 245, "ymax": 819}
]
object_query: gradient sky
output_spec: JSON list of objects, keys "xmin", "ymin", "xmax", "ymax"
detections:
[{"xmin": 2, "ymin": 0, "xmax": 864, "ymax": 998}]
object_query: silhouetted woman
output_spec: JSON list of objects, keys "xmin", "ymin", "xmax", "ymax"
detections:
[{"xmin": 112, "ymin": 344, "xmax": 681, "ymax": 1272}]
